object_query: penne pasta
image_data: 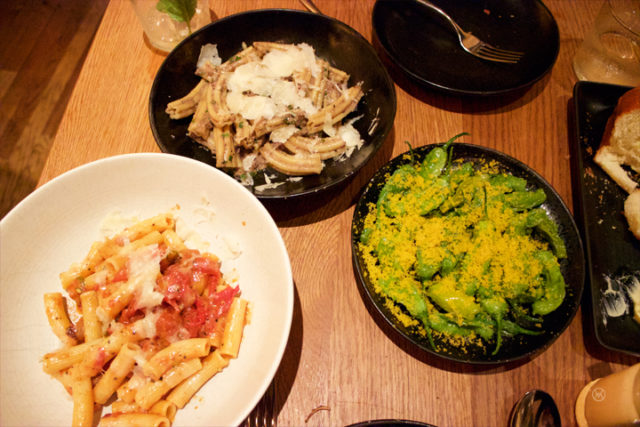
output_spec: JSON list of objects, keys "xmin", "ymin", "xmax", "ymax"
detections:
[
  {"xmin": 42, "ymin": 213, "xmax": 250, "ymax": 426},
  {"xmin": 150, "ymin": 400, "xmax": 177, "ymax": 423},
  {"xmin": 110, "ymin": 400, "xmax": 141, "ymax": 414},
  {"xmin": 143, "ymin": 338, "xmax": 210, "ymax": 380},
  {"xmin": 78, "ymin": 328, "xmax": 140, "ymax": 378},
  {"xmin": 43, "ymin": 292, "xmax": 78, "ymax": 347},
  {"xmin": 166, "ymin": 350, "xmax": 230, "ymax": 409},
  {"xmin": 99, "ymin": 281, "xmax": 135, "ymax": 322},
  {"xmin": 94, "ymin": 343, "xmax": 140, "ymax": 404},
  {"xmin": 42, "ymin": 340, "xmax": 96, "ymax": 374},
  {"xmin": 121, "ymin": 214, "xmax": 174, "ymax": 242},
  {"xmin": 81, "ymin": 291, "xmax": 102, "ymax": 342},
  {"xmin": 99, "ymin": 413, "xmax": 171, "ymax": 427},
  {"xmin": 220, "ymin": 298, "xmax": 248, "ymax": 358},
  {"xmin": 71, "ymin": 367, "xmax": 94, "ymax": 427},
  {"xmin": 135, "ymin": 358, "xmax": 202, "ymax": 410},
  {"xmin": 116, "ymin": 373, "xmax": 145, "ymax": 404},
  {"xmin": 161, "ymin": 228, "xmax": 187, "ymax": 252}
]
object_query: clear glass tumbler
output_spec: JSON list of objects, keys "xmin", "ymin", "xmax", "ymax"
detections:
[
  {"xmin": 130, "ymin": 0, "xmax": 211, "ymax": 52},
  {"xmin": 573, "ymin": 0, "xmax": 640, "ymax": 86}
]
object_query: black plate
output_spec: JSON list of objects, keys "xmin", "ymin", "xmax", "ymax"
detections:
[
  {"xmin": 347, "ymin": 420, "xmax": 436, "ymax": 427},
  {"xmin": 372, "ymin": 0, "xmax": 559, "ymax": 96},
  {"xmin": 150, "ymin": 9, "xmax": 396, "ymax": 200},
  {"xmin": 351, "ymin": 143, "xmax": 585, "ymax": 364},
  {"xmin": 571, "ymin": 81, "xmax": 640, "ymax": 356}
]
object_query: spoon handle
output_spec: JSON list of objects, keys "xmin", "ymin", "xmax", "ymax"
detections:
[{"xmin": 299, "ymin": 0, "xmax": 323, "ymax": 15}]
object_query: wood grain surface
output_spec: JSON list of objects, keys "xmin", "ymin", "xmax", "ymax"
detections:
[
  {"xmin": 0, "ymin": 0, "xmax": 109, "ymax": 218},
  {"xmin": 36, "ymin": 1, "xmax": 638, "ymax": 426}
]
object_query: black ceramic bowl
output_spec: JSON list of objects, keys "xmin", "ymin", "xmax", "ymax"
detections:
[
  {"xmin": 351, "ymin": 143, "xmax": 585, "ymax": 364},
  {"xmin": 150, "ymin": 9, "xmax": 396, "ymax": 200}
]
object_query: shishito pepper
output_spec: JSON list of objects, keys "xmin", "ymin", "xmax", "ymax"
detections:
[{"xmin": 359, "ymin": 136, "xmax": 567, "ymax": 355}]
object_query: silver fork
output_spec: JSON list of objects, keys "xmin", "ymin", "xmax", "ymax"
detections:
[
  {"xmin": 244, "ymin": 381, "xmax": 277, "ymax": 427},
  {"xmin": 416, "ymin": 0, "xmax": 523, "ymax": 64}
]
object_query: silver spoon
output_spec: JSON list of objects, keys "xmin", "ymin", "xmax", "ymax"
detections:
[
  {"xmin": 299, "ymin": 0, "xmax": 322, "ymax": 14},
  {"xmin": 509, "ymin": 390, "xmax": 561, "ymax": 427}
]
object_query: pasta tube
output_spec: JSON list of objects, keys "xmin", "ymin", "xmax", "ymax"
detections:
[
  {"xmin": 143, "ymin": 338, "xmax": 210, "ymax": 380},
  {"xmin": 261, "ymin": 143, "xmax": 323, "ymax": 175},
  {"xmin": 166, "ymin": 351, "xmax": 230, "ymax": 409},
  {"xmin": 93, "ymin": 343, "xmax": 140, "ymax": 404},
  {"xmin": 71, "ymin": 367, "xmax": 94, "ymax": 427},
  {"xmin": 81, "ymin": 291, "xmax": 102, "ymax": 342},
  {"xmin": 99, "ymin": 413, "xmax": 170, "ymax": 427},
  {"xmin": 42, "ymin": 213, "xmax": 250, "ymax": 426},
  {"xmin": 43, "ymin": 292, "xmax": 78, "ymax": 347}
]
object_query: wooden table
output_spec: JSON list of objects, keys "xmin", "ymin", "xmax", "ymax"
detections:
[{"xmin": 39, "ymin": 1, "xmax": 638, "ymax": 425}]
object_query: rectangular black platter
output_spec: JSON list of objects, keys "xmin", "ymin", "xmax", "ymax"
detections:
[{"xmin": 571, "ymin": 80, "xmax": 640, "ymax": 356}]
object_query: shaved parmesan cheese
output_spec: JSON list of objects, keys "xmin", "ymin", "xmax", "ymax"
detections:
[
  {"xmin": 227, "ymin": 62, "xmax": 276, "ymax": 96},
  {"xmin": 226, "ymin": 88, "xmax": 277, "ymax": 121},
  {"xmin": 100, "ymin": 211, "xmax": 139, "ymax": 238},
  {"xmin": 197, "ymin": 43, "xmax": 221, "ymax": 68},
  {"xmin": 127, "ymin": 245, "xmax": 165, "ymax": 310},
  {"xmin": 176, "ymin": 216, "xmax": 211, "ymax": 252},
  {"xmin": 222, "ymin": 235, "xmax": 242, "ymax": 259},
  {"xmin": 263, "ymin": 43, "xmax": 320, "ymax": 77},
  {"xmin": 130, "ymin": 310, "xmax": 160, "ymax": 339},
  {"xmin": 254, "ymin": 172, "xmax": 286, "ymax": 191},
  {"xmin": 322, "ymin": 113, "xmax": 336, "ymax": 137},
  {"xmin": 270, "ymin": 125, "xmax": 298, "ymax": 143},
  {"xmin": 225, "ymin": 44, "xmax": 320, "ymax": 121},
  {"xmin": 242, "ymin": 153, "xmax": 258, "ymax": 173},
  {"xmin": 337, "ymin": 120, "xmax": 363, "ymax": 155}
]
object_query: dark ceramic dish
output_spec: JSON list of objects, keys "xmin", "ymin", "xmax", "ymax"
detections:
[
  {"xmin": 571, "ymin": 81, "xmax": 640, "ymax": 356},
  {"xmin": 372, "ymin": 0, "xmax": 559, "ymax": 96},
  {"xmin": 347, "ymin": 420, "xmax": 436, "ymax": 427},
  {"xmin": 351, "ymin": 143, "xmax": 585, "ymax": 364},
  {"xmin": 149, "ymin": 9, "xmax": 396, "ymax": 200}
]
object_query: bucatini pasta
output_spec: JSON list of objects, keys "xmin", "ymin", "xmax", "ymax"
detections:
[
  {"xmin": 41, "ymin": 212, "xmax": 249, "ymax": 427},
  {"xmin": 166, "ymin": 41, "xmax": 364, "ymax": 178}
]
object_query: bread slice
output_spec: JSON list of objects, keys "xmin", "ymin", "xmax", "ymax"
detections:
[
  {"xmin": 594, "ymin": 86, "xmax": 640, "ymax": 194},
  {"xmin": 624, "ymin": 188, "xmax": 640, "ymax": 239}
]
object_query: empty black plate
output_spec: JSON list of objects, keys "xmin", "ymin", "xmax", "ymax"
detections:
[
  {"xmin": 372, "ymin": 0, "xmax": 559, "ymax": 96},
  {"xmin": 571, "ymin": 81, "xmax": 640, "ymax": 356},
  {"xmin": 351, "ymin": 142, "xmax": 585, "ymax": 364},
  {"xmin": 149, "ymin": 9, "xmax": 396, "ymax": 200}
]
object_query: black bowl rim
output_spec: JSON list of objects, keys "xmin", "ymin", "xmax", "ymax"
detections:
[
  {"xmin": 351, "ymin": 142, "xmax": 585, "ymax": 364},
  {"xmin": 149, "ymin": 8, "xmax": 397, "ymax": 200}
]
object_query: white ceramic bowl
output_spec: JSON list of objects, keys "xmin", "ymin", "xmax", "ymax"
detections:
[{"xmin": 0, "ymin": 153, "xmax": 293, "ymax": 426}]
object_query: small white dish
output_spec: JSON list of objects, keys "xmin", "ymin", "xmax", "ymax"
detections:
[{"xmin": 0, "ymin": 153, "xmax": 293, "ymax": 426}]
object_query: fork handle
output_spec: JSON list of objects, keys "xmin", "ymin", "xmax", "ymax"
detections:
[{"xmin": 415, "ymin": 0, "xmax": 464, "ymax": 34}]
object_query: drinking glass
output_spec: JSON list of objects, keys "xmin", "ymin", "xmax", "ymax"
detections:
[
  {"xmin": 130, "ymin": 0, "xmax": 211, "ymax": 52},
  {"xmin": 575, "ymin": 363, "xmax": 640, "ymax": 427},
  {"xmin": 573, "ymin": 0, "xmax": 640, "ymax": 86}
]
